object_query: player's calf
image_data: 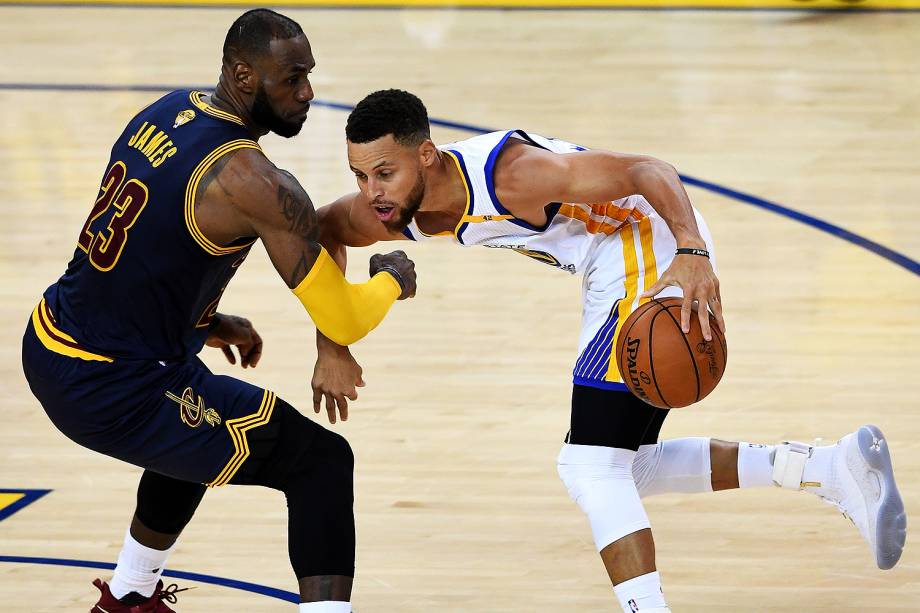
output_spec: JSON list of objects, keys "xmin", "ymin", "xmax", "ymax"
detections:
[{"xmin": 234, "ymin": 399, "xmax": 357, "ymax": 609}]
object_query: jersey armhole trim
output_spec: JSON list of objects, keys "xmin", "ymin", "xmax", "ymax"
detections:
[
  {"xmin": 443, "ymin": 149, "xmax": 475, "ymax": 245},
  {"xmin": 184, "ymin": 139, "xmax": 261, "ymax": 256},
  {"xmin": 484, "ymin": 130, "xmax": 561, "ymax": 233}
]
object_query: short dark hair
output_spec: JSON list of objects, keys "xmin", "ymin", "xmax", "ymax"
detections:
[
  {"xmin": 223, "ymin": 9, "xmax": 304, "ymax": 62},
  {"xmin": 346, "ymin": 89, "xmax": 431, "ymax": 146}
]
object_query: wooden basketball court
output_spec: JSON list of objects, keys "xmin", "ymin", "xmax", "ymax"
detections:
[{"xmin": 0, "ymin": 2, "xmax": 917, "ymax": 611}]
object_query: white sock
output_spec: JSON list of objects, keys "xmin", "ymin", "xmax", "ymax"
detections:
[
  {"xmin": 299, "ymin": 602, "xmax": 351, "ymax": 612},
  {"xmin": 737, "ymin": 442, "xmax": 776, "ymax": 488},
  {"xmin": 613, "ymin": 571, "xmax": 667, "ymax": 612},
  {"xmin": 109, "ymin": 529, "xmax": 173, "ymax": 599}
]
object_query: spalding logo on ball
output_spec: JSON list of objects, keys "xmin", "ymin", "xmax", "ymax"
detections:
[{"xmin": 615, "ymin": 297, "xmax": 727, "ymax": 409}]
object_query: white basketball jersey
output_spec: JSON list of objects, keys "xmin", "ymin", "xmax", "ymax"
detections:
[{"xmin": 402, "ymin": 130, "xmax": 656, "ymax": 274}]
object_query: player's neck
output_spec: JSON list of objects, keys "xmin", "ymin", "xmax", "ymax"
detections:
[
  {"xmin": 418, "ymin": 149, "xmax": 468, "ymax": 219},
  {"xmin": 210, "ymin": 78, "xmax": 268, "ymax": 140}
]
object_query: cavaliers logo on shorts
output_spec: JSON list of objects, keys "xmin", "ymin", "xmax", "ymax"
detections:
[{"xmin": 166, "ymin": 387, "xmax": 221, "ymax": 428}]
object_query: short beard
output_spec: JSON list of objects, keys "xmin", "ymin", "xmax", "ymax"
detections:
[
  {"xmin": 252, "ymin": 83, "xmax": 303, "ymax": 138},
  {"xmin": 383, "ymin": 170, "xmax": 425, "ymax": 232}
]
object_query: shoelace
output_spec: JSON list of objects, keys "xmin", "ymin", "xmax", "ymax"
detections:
[{"xmin": 158, "ymin": 584, "xmax": 192, "ymax": 604}]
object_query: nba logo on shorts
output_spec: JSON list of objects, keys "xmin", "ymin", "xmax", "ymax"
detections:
[{"xmin": 628, "ymin": 599, "xmax": 639, "ymax": 612}]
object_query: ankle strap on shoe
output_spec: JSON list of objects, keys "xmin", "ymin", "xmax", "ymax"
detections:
[{"xmin": 772, "ymin": 441, "xmax": 812, "ymax": 490}]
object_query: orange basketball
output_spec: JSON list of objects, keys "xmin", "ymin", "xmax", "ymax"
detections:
[{"xmin": 614, "ymin": 297, "xmax": 727, "ymax": 409}]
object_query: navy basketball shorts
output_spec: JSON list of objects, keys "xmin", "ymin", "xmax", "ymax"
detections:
[{"xmin": 21, "ymin": 302, "xmax": 290, "ymax": 487}]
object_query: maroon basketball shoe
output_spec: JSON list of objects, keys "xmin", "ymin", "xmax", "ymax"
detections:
[{"xmin": 90, "ymin": 578, "xmax": 189, "ymax": 613}]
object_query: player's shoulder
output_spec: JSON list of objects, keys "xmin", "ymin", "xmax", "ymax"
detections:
[
  {"xmin": 494, "ymin": 135, "xmax": 564, "ymax": 186},
  {"xmin": 205, "ymin": 146, "xmax": 292, "ymax": 215}
]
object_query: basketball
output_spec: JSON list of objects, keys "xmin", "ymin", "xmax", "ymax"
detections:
[{"xmin": 615, "ymin": 297, "xmax": 727, "ymax": 409}]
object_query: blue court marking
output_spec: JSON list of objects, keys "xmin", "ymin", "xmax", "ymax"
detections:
[
  {"xmin": 0, "ymin": 489, "xmax": 51, "ymax": 522},
  {"xmin": 2, "ymin": 80, "xmax": 917, "ymax": 277},
  {"xmin": 0, "ymin": 555, "xmax": 300, "ymax": 602}
]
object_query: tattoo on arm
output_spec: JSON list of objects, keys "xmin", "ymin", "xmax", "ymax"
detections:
[
  {"xmin": 277, "ymin": 182, "xmax": 318, "ymax": 241},
  {"xmin": 288, "ymin": 252, "xmax": 313, "ymax": 288},
  {"xmin": 195, "ymin": 153, "xmax": 236, "ymax": 204},
  {"xmin": 276, "ymin": 174, "xmax": 322, "ymax": 288}
]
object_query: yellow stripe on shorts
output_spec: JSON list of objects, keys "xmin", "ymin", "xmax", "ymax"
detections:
[{"xmin": 208, "ymin": 390, "xmax": 277, "ymax": 487}]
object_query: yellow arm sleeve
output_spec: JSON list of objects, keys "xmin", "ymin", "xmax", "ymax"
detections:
[{"xmin": 292, "ymin": 247, "xmax": 401, "ymax": 346}]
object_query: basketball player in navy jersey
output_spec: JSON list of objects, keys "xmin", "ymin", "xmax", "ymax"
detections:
[
  {"xmin": 21, "ymin": 11, "xmax": 415, "ymax": 613},
  {"xmin": 312, "ymin": 89, "xmax": 905, "ymax": 612}
]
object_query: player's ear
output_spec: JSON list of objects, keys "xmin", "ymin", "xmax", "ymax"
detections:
[
  {"xmin": 418, "ymin": 139, "xmax": 438, "ymax": 167},
  {"xmin": 227, "ymin": 60, "xmax": 257, "ymax": 95}
]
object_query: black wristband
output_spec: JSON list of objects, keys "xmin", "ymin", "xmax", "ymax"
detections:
[
  {"xmin": 377, "ymin": 265, "xmax": 406, "ymax": 294},
  {"xmin": 675, "ymin": 247, "xmax": 710, "ymax": 258}
]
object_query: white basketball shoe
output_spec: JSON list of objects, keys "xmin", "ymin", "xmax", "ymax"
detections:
[{"xmin": 773, "ymin": 425, "xmax": 906, "ymax": 569}]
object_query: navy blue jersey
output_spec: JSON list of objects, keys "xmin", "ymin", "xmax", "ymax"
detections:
[{"xmin": 42, "ymin": 90, "xmax": 261, "ymax": 361}]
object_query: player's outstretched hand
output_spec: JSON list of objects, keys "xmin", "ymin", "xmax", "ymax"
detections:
[
  {"xmin": 369, "ymin": 250, "xmax": 417, "ymax": 300},
  {"xmin": 640, "ymin": 252, "xmax": 724, "ymax": 342},
  {"xmin": 205, "ymin": 313, "xmax": 263, "ymax": 368},
  {"xmin": 312, "ymin": 333, "xmax": 365, "ymax": 424}
]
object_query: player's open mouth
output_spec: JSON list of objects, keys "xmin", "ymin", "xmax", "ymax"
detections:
[{"xmin": 373, "ymin": 205, "xmax": 396, "ymax": 221}]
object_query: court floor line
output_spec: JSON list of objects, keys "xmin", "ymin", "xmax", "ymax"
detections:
[
  {"xmin": 0, "ymin": 489, "xmax": 51, "ymax": 522},
  {"xmin": 0, "ymin": 555, "xmax": 299, "ymax": 602},
  {"xmin": 1, "ymin": 81, "xmax": 916, "ymax": 277}
]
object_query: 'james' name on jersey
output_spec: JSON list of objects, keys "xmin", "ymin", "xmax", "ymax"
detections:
[{"xmin": 42, "ymin": 89, "xmax": 261, "ymax": 361}]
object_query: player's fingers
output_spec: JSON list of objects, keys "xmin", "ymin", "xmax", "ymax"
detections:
[
  {"xmin": 248, "ymin": 343, "xmax": 263, "ymax": 368},
  {"xmin": 680, "ymin": 294, "xmax": 693, "ymax": 334},
  {"xmin": 248, "ymin": 333, "xmax": 263, "ymax": 368},
  {"xmin": 640, "ymin": 275, "xmax": 675, "ymax": 300},
  {"xmin": 344, "ymin": 387, "xmax": 358, "ymax": 401},
  {"xmin": 221, "ymin": 346, "xmax": 236, "ymax": 364},
  {"xmin": 312, "ymin": 388, "xmax": 322, "ymax": 414},
  {"xmin": 639, "ymin": 280, "xmax": 664, "ymax": 300},
  {"xmin": 356, "ymin": 376, "xmax": 366, "ymax": 387},
  {"xmin": 325, "ymin": 393, "xmax": 337, "ymax": 424},
  {"xmin": 335, "ymin": 394, "xmax": 349, "ymax": 421},
  {"xmin": 238, "ymin": 343, "xmax": 251, "ymax": 368},
  {"xmin": 698, "ymin": 299, "xmax": 712, "ymax": 342},
  {"xmin": 713, "ymin": 285, "xmax": 726, "ymax": 333}
]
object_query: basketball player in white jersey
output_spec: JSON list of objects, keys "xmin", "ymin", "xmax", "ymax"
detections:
[{"xmin": 312, "ymin": 90, "xmax": 906, "ymax": 611}]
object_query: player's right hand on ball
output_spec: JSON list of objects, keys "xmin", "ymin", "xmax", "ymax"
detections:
[{"xmin": 369, "ymin": 250, "xmax": 417, "ymax": 300}]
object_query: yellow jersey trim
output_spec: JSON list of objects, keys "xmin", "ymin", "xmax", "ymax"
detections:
[
  {"xmin": 208, "ymin": 389, "xmax": 277, "ymax": 487},
  {"xmin": 442, "ymin": 150, "xmax": 474, "ymax": 239},
  {"xmin": 188, "ymin": 91, "xmax": 245, "ymax": 126},
  {"xmin": 31, "ymin": 299, "xmax": 114, "ymax": 363},
  {"xmin": 605, "ymin": 220, "xmax": 655, "ymax": 383},
  {"xmin": 184, "ymin": 139, "xmax": 262, "ymax": 256}
]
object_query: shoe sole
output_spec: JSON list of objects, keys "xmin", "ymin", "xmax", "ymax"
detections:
[{"xmin": 855, "ymin": 425, "xmax": 907, "ymax": 570}]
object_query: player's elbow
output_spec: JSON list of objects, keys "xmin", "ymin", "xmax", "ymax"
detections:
[{"xmin": 630, "ymin": 157, "xmax": 678, "ymax": 181}]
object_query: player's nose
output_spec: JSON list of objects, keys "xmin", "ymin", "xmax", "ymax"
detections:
[
  {"xmin": 367, "ymin": 178, "xmax": 384, "ymax": 199},
  {"xmin": 295, "ymin": 81, "xmax": 314, "ymax": 103}
]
